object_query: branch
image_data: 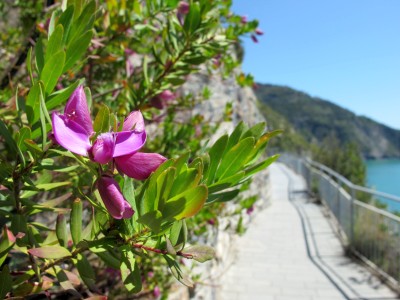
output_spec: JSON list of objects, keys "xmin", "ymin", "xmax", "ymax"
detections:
[{"xmin": 132, "ymin": 243, "xmax": 194, "ymax": 259}]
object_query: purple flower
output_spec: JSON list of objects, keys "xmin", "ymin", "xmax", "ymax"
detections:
[
  {"xmin": 177, "ymin": 1, "xmax": 190, "ymax": 25},
  {"xmin": 97, "ymin": 176, "xmax": 134, "ymax": 219},
  {"xmin": 153, "ymin": 286, "xmax": 161, "ymax": 298},
  {"xmin": 255, "ymin": 28, "xmax": 264, "ymax": 36},
  {"xmin": 251, "ymin": 34, "xmax": 258, "ymax": 43},
  {"xmin": 241, "ymin": 15, "xmax": 248, "ymax": 24},
  {"xmin": 246, "ymin": 205, "xmax": 255, "ymax": 215},
  {"xmin": 52, "ymin": 86, "xmax": 166, "ymax": 180},
  {"xmin": 150, "ymin": 90, "xmax": 176, "ymax": 109},
  {"xmin": 178, "ymin": 1, "xmax": 190, "ymax": 14}
]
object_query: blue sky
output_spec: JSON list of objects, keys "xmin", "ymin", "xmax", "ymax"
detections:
[{"xmin": 232, "ymin": 0, "xmax": 400, "ymax": 130}]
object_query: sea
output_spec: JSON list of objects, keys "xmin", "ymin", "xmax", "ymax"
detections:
[{"xmin": 366, "ymin": 159, "xmax": 400, "ymax": 212}]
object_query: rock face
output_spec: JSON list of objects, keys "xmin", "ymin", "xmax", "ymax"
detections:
[
  {"xmin": 173, "ymin": 67, "xmax": 271, "ymax": 300},
  {"xmin": 182, "ymin": 67, "xmax": 265, "ymax": 127}
]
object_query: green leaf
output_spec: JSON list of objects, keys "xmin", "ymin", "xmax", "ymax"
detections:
[
  {"xmin": 48, "ymin": 10, "xmax": 58, "ymax": 37},
  {"xmin": 166, "ymin": 237, "xmax": 176, "ymax": 255},
  {"xmin": 35, "ymin": 181, "xmax": 71, "ymax": 190},
  {"xmin": 46, "ymin": 79, "xmax": 83, "ymax": 110},
  {"xmin": 63, "ymin": 30, "xmax": 93, "ymax": 72},
  {"xmin": 39, "ymin": 82, "xmax": 52, "ymax": 124},
  {"xmin": 55, "ymin": 267, "xmax": 81, "ymax": 298},
  {"xmin": 163, "ymin": 185, "xmax": 207, "ymax": 220},
  {"xmin": 137, "ymin": 210, "xmax": 163, "ymax": 233},
  {"xmin": 183, "ymin": 2, "xmax": 201, "ymax": 34},
  {"xmin": 84, "ymin": 86, "xmax": 92, "ymax": 109},
  {"xmin": 71, "ymin": 199, "xmax": 82, "ymax": 245},
  {"xmin": 24, "ymin": 139, "xmax": 43, "ymax": 155},
  {"xmin": 0, "ymin": 266, "xmax": 12, "ymax": 299},
  {"xmin": 95, "ymin": 251, "xmax": 120, "ymax": 269},
  {"xmin": 68, "ymin": 1, "xmax": 95, "ymax": 43},
  {"xmin": 40, "ymin": 50, "xmax": 66, "ymax": 94},
  {"xmin": 155, "ymin": 167, "xmax": 176, "ymax": 211},
  {"xmin": 39, "ymin": 102, "xmax": 47, "ymax": 150},
  {"xmin": 242, "ymin": 122, "xmax": 266, "ymax": 140},
  {"xmin": 57, "ymin": 5, "xmax": 74, "ymax": 44},
  {"xmin": 35, "ymin": 38, "xmax": 44, "ymax": 74},
  {"xmin": 72, "ymin": 0, "xmax": 84, "ymax": 20},
  {"xmin": 28, "ymin": 246, "xmax": 71, "ymax": 259},
  {"xmin": 46, "ymin": 24, "xmax": 64, "ymax": 63},
  {"xmin": 216, "ymin": 137, "xmax": 255, "ymax": 180},
  {"xmin": 207, "ymin": 189, "xmax": 240, "ymax": 203},
  {"xmin": 227, "ymin": 121, "xmax": 248, "ymax": 150},
  {"xmin": 164, "ymin": 255, "xmax": 193, "ymax": 287},
  {"xmin": 26, "ymin": 82, "xmax": 41, "ymax": 124},
  {"xmin": 169, "ymin": 221, "xmax": 183, "ymax": 246},
  {"xmin": 123, "ymin": 177, "xmax": 138, "ymax": 222},
  {"xmin": 143, "ymin": 55, "xmax": 149, "ymax": 87},
  {"xmin": 171, "ymin": 167, "xmax": 198, "ymax": 196},
  {"xmin": 206, "ymin": 134, "xmax": 228, "ymax": 185},
  {"xmin": 244, "ymin": 155, "xmax": 279, "ymax": 178},
  {"xmin": 93, "ymin": 104, "xmax": 110, "ymax": 133},
  {"xmin": 16, "ymin": 127, "xmax": 31, "ymax": 152},
  {"xmin": 208, "ymin": 172, "xmax": 245, "ymax": 194},
  {"xmin": 75, "ymin": 253, "xmax": 96, "ymax": 291},
  {"xmin": 168, "ymin": 219, "xmax": 187, "ymax": 250},
  {"xmin": 184, "ymin": 245, "xmax": 215, "ymax": 263},
  {"xmin": 0, "ymin": 238, "xmax": 14, "ymax": 269},
  {"xmin": 120, "ymin": 246, "xmax": 142, "ymax": 293},
  {"xmin": 27, "ymin": 47, "xmax": 33, "ymax": 83},
  {"xmin": 56, "ymin": 214, "xmax": 68, "ymax": 247},
  {"xmin": 0, "ymin": 119, "xmax": 18, "ymax": 154},
  {"xmin": 245, "ymin": 130, "xmax": 282, "ymax": 165}
]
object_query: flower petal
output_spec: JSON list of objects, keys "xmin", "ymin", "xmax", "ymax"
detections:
[
  {"xmin": 97, "ymin": 176, "xmax": 134, "ymax": 219},
  {"xmin": 113, "ymin": 131, "xmax": 146, "ymax": 157},
  {"xmin": 122, "ymin": 111, "xmax": 145, "ymax": 132},
  {"xmin": 115, "ymin": 152, "xmax": 167, "ymax": 180},
  {"xmin": 64, "ymin": 86, "xmax": 93, "ymax": 136},
  {"xmin": 91, "ymin": 133, "xmax": 115, "ymax": 164},
  {"xmin": 52, "ymin": 112, "xmax": 91, "ymax": 156}
]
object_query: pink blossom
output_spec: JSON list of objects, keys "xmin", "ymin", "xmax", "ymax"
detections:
[
  {"xmin": 52, "ymin": 86, "xmax": 166, "ymax": 180},
  {"xmin": 177, "ymin": 1, "xmax": 190, "ymax": 25},
  {"xmin": 153, "ymin": 286, "xmax": 161, "ymax": 298},
  {"xmin": 97, "ymin": 176, "xmax": 134, "ymax": 219},
  {"xmin": 255, "ymin": 28, "xmax": 264, "ymax": 35},
  {"xmin": 178, "ymin": 1, "xmax": 190, "ymax": 14},
  {"xmin": 241, "ymin": 15, "xmax": 248, "ymax": 24},
  {"xmin": 150, "ymin": 90, "xmax": 176, "ymax": 109},
  {"xmin": 246, "ymin": 205, "xmax": 255, "ymax": 215}
]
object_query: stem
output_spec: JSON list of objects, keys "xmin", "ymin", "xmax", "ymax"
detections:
[
  {"xmin": 132, "ymin": 243, "xmax": 194, "ymax": 259},
  {"xmin": 39, "ymin": 246, "xmax": 87, "ymax": 273},
  {"xmin": 92, "ymin": 86, "xmax": 124, "ymax": 100}
]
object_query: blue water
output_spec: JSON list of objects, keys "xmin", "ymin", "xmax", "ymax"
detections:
[{"xmin": 366, "ymin": 159, "xmax": 400, "ymax": 212}]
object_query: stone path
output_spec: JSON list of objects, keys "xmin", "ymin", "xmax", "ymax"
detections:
[{"xmin": 217, "ymin": 163, "xmax": 399, "ymax": 300}]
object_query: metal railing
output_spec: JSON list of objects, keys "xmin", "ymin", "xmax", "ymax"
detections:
[{"xmin": 280, "ymin": 154, "xmax": 400, "ymax": 290}]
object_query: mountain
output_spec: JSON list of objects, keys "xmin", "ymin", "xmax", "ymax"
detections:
[{"xmin": 255, "ymin": 83, "xmax": 400, "ymax": 159}]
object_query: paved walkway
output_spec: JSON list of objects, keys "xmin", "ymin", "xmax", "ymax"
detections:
[{"xmin": 217, "ymin": 163, "xmax": 399, "ymax": 300}]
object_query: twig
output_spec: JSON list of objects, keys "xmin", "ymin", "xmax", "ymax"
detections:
[
  {"xmin": 132, "ymin": 243, "xmax": 194, "ymax": 259},
  {"xmin": 92, "ymin": 86, "xmax": 124, "ymax": 100}
]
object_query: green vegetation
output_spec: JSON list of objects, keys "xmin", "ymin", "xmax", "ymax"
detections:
[{"xmin": 256, "ymin": 83, "xmax": 400, "ymax": 159}]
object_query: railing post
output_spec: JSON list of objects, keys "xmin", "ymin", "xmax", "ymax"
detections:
[{"xmin": 350, "ymin": 186, "xmax": 355, "ymax": 247}]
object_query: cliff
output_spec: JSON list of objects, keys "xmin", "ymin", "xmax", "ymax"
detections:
[{"xmin": 255, "ymin": 83, "xmax": 400, "ymax": 159}]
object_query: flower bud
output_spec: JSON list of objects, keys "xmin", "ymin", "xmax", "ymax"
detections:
[
  {"xmin": 97, "ymin": 176, "xmax": 134, "ymax": 219},
  {"xmin": 178, "ymin": 1, "xmax": 190, "ymax": 14}
]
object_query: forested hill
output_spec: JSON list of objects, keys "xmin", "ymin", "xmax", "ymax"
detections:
[{"xmin": 255, "ymin": 83, "xmax": 400, "ymax": 159}]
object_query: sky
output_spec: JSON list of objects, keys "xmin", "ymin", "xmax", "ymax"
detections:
[{"xmin": 232, "ymin": 0, "xmax": 400, "ymax": 130}]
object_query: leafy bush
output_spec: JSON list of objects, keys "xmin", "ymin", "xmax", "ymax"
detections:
[{"xmin": 0, "ymin": 0, "xmax": 274, "ymax": 298}]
